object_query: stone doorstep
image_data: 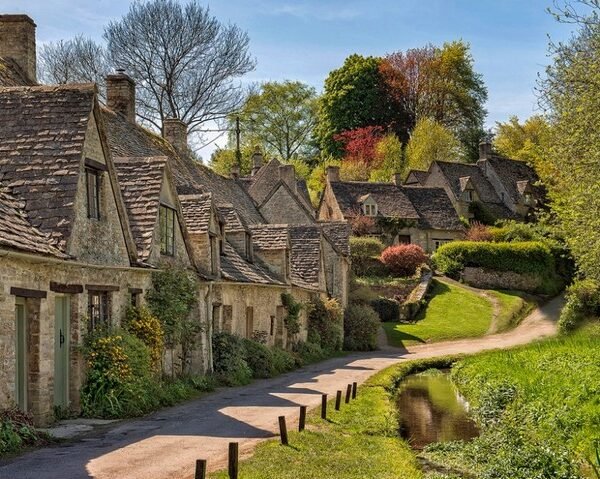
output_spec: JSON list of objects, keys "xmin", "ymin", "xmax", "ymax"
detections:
[{"xmin": 39, "ymin": 418, "xmax": 119, "ymax": 440}]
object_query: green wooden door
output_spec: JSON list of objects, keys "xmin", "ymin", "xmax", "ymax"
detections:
[
  {"xmin": 54, "ymin": 296, "xmax": 70, "ymax": 408},
  {"xmin": 15, "ymin": 297, "xmax": 27, "ymax": 412}
]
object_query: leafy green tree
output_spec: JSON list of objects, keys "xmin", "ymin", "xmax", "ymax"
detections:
[
  {"xmin": 235, "ymin": 81, "xmax": 319, "ymax": 161},
  {"xmin": 494, "ymin": 115, "xmax": 551, "ymax": 168},
  {"xmin": 370, "ymin": 133, "xmax": 405, "ymax": 182},
  {"xmin": 208, "ymin": 145, "xmax": 255, "ymax": 176},
  {"xmin": 405, "ymin": 118, "xmax": 465, "ymax": 172},
  {"xmin": 315, "ymin": 54, "xmax": 402, "ymax": 156}
]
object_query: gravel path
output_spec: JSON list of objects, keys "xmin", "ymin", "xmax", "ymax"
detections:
[{"xmin": 0, "ymin": 295, "xmax": 562, "ymax": 479}]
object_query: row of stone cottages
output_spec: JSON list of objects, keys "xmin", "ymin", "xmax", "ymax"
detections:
[{"xmin": 0, "ymin": 15, "xmax": 350, "ymax": 424}]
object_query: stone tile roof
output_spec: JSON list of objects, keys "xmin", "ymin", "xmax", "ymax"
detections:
[
  {"xmin": 405, "ymin": 170, "xmax": 429, "ymax": 185},
  {"xmin": 485, "ymin": 156, "xmax": 540, "ymax": 203},
  {"xmin": 220, "ymin": 240, "xmax": 284, "ymax": 285},
  {"xmin": 0, "ymin": 84, "xmax": 95, "ymax": 251},
  {"xmin": 179, "ymin": 193, "xmax": 213, "ymax": 234},
  {"xmin": 0, "ymin": 57, "xmax": 35, "ymax": 87},
  {"xmin": 402, "ymin": 187, "xmax": 464, "ymax": 231},
  {"xmin": 113, "ymin": 156, "xmax": 166, "ymax": 261},
  {"xmin": 218, "ymin": 204, "xmax": 248, "ymax": 233},
  {"xmin": 289, "ymin": 225, "xmax": 322, "ymax": 288},
  {"xmin": 319, "ymin": 221, "xmax": 351, "ymax": 256},
  {"xmin": 435, "ymin": 161, "xmax": 501, "ymax": 204},
  {"xmin": 249, "ymin": 224, "xmax": 289, "ymax": 250},
  {"xmin": 0, "ymin": 187, "xmax": 66, "ymax": 257},
  {"xmin": 330, "ymin": 181, "xmax": 420, "ymax": 219}
]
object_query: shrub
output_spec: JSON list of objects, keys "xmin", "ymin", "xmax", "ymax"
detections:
[
  {"xmin": 293, "ymin": 341, "xmax": 327, "ymax": 364},
  {"xmin": 281, "ymin": 293, "xmax": 302, "ymax": 336},
  {"xmin": 343, "ymin": 304, "xmax": 379, "ymax": 351},
  {"xmin": 469, "ymin": 201, "xmax": 497, "ymax": 225},
  {"xmin": 271, "ymin": 348, "xmax": 297, "ymax": 374},
  {"xmin": 212, "ymin": 332, "xmax": 252, "ymax": 386},
  {"xmin": 350, "ymin": 237, "xmax": 385, "ymax": 275},
  {"xmin": 124, "ymin": 306, "xmax": 164, "ymax": 372},
  {"xmin": 370, "ymin": 297, "xmax": 400, "ymax": 322},
  {"xmin": 241, "ymin": 338, "xmax": 274, "ymax": 379},
  {"xmin": 307, "ymin": 297, "xmax": 344, "ymax": 351},
  {"xmin": 465, "ymin": 221, "xmax": 493, "ymax": 242},
  {"xmin": 380, "ymin": 244, "xmax": 427, "ymax": 277},
  {"xmin": 0, "ymin": 408, "xmax": 43, "ymax": 455},
  {"xmin": 558, "ymin": 279, "xmax": 600, "ymax": 332},
  {"xmin": 349, "ymin": 214, "xmax": 375, "ymax": 236},
  {"xmin": 432, "ymin": 241, "xmax": 555, "ymax": 278}
]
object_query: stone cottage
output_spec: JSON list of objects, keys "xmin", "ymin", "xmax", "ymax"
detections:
[{"xmin": 317, "ymin": 166, "xmax": 464, "ymax": 252}]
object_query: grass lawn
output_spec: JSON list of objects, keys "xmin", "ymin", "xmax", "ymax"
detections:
[
  {"xmin": 487, "ymin": 289, "xmax": 535, "ymax": 332},
  {"xmin": 382, "ymin": 279, "xmax": 493, "ymax": 347}
]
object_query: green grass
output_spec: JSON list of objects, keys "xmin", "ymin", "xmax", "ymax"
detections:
[
  {"xmin": 487, "ymin": 290, "xmax": 535, "ymax": 332},
  {"xmin": 355, "ymin": 275, "xmax": 417, "ymax": 287},
  {"xmin": 382, "ymin": 280, "xmax": 493, "ymax": 347}
]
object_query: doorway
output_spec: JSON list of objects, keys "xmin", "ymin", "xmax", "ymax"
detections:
[
  {"xmin": 15, "ymin": 297, "xmax": 27, "ymax": 412},
  {"xmin": 54, "ymin": 296, "xmax": 70, "ymax": 409}
]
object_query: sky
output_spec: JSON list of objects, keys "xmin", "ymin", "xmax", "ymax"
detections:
[{"xmin": 0, "ymin": 0, "xmax": 577, "ymax": 161}]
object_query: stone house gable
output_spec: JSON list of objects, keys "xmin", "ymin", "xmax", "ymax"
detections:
[
  {"xmin": 258, "ymin": 180, "xmax": 316, "ymax": 225},
  {"xmin": 248, "ymin": 224, "xmax": 291, "ymax": 281}
]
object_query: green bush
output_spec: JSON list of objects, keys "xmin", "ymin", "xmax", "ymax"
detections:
[
  {"xmin": 242, "ymin": 338, "xmax": 275, "ymax": 379},
  {"xmin": 343, "ymin": 304, "xmax": 380, "ymax": 351},
  {"xmin": 558, "ymin": 278, "xmax": 600, "ymax": 332},
  {"xmin": 293, "ymin": 340, "xmax": 327, "ymax": 364},
  {"xmin": 307, "ymin": 297, "xmax": 344, "ymax": 351},
  {"xmin": 350, "ymin": 237, "xmax": 385, "ymax": 276},
  {"xmin": 432, "ymin": 241, "xmax": 555, "ymax": 277},
  {"xmin": 0, "ymin": 408, "xmax": 43, "ymax": 456},
  {"xmin": 370, "ymin": 298, "xmax": 400, "ymax": 322},
  {"xmin": 271, "ymin": 348, "xmax": 298, "ymax": 374},
  {"xmin": 212, "ymin": 332, "xmax": 252, "ymax": 386}
]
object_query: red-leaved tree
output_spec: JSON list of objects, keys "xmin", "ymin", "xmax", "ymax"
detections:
[
  {"xmin": 380, "ymin": 244, "xmax": 427, "ymax": 277},
  {"xmin": 334, "ymin": 126, "xmax": 384, "ymax": 166}
]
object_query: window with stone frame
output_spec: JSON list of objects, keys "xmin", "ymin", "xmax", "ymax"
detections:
[
  {"xmin": 159, "ymin": 204, "xmax": 176, "ymax": 256},
  {"xmin": 463, "ymin": 190, "xmax": 474, "ymax": 202},
  {"xmin": 363, "ymin": 202, "xmax": 377, "ymax": 216},
  {"xmin": 88, "ymin": 291, "xmax": 110, "ymax": 331},
  {"xmin": 86, "ymin": 168, "xmax": 101, "ymax": 219}
]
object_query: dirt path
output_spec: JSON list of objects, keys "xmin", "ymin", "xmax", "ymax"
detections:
[{"xmin": 0, "ymin": 296, "xmax": 563, "ymax": 479}]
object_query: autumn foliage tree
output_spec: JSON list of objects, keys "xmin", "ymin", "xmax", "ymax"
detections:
[{"xmin": 380, "ymin": 244, "xmax": 428, "ymax": 277}]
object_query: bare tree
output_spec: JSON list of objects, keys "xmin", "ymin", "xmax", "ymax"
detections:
[
  {"xmin": 38, "ymin": 36, "xmax": 109, "ymax": 95},
  {"xmin": 104, "ymin": 0, "xmax": 255, "ymax": 135}
]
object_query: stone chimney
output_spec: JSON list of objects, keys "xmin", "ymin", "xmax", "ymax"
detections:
[
  {"xmin": 326, "ymin": 165, "xmax": 340, "ymax": 183},
  {"xmin": 479, "ymin": 140, "xmax": 493, "ymax": 160},
  {"xmin": 393, "ymin": 173, "xmax": 403, "ymax": 186},
  {"xmin": 0, "ymin": 15, "xmax": 37, "ymax": 83},
  {"xmin": 230, "ymin": 164, "xmax": 240, "ymax": 179},
  {"xmin": 162, "ymin": 118, "xmax": 188, "ymax": 152},
  {"xmin": 251, "ymin": 147, "xmax": 263, "ymax": 176},
  {"xmin": 279, "ymin": 164, "xmax": 296, "ymax": 192},
  {"xmin": 106, "ymin": 69, "xmax": 136, "ymax": 122}
]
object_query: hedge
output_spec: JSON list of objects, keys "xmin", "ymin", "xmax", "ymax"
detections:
[{"xmin": 432, "ymin": 241, "xmax": 555, "ymax": 277}]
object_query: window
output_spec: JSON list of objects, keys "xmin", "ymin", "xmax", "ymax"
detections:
[
  {"xmin": 88, "ymin": 292, "xmax": 110, "ymax": 331},
  {"xmin": 524, "ymin": 193, "xmax": 533, "ymax": 205},
  {"xmin": 363, "ymin": 203, "xmax": 377, "ymax": 216},
  {"xmin": 86, "ymin": 168, "xmax": 101, "ymax": 219},
  {"xmin": 463, "ymin": 190, "xmax": 473, "ymax": 203},
  {"xmin": 129, "ymin": 290, "xmax": 142, "ymax": 307},
  {"xmin": 246, "ymin": 234, "xmax": 253, "ymax": 262},
  {"xmin": 433, "ymin": 239, "xmax": 451, "ymax": 251},
  {"xmin": 270, "ymin": 316, "xmax": 275, "ymax": 336},
  {"xmin": 159, "ymin": 205, "xmax": 176, "ymax": 256},
  {"xmin": 397, "ymin": 235, "xmax": 411, "ymax": 244}
]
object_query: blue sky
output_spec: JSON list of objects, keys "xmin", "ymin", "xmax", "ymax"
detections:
[{"xmin": 0, "ymin": 0, "xmax": 576, "ymax": 159}]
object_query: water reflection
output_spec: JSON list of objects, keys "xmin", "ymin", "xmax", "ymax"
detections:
[{"xmin": 397, "ymin": 370, "xmax": 479, "ymax": 449}]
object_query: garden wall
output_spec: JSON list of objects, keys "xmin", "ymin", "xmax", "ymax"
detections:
[{"xmin": 463, "ymin": 267, "xmax": 542, "ymax": 292}]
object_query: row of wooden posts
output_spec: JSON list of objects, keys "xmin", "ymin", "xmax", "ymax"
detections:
[{"xmin": 194, "ymin": 382, "xmax": 359, "ymax": 479}]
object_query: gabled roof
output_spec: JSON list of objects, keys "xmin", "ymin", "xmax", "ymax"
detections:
[
  {"xmin": 484, "ymin": 156, "xmax": 540, "ymax": 203},
  {"xmin": 329, "ymin": 181, "xmax": 420, "ymax": 219},
  {"xmin": 435, "ymin": 161, "xmax": 502, "ymax": 204},
  {"xmin": 402, "ymin": 187, "xmax": 464, "ymax": 231},
  {"xmin": 0, "ymin": 57, "xmax": 35, "ymax": 87},
  {"xmin": 289, "ymin": 225, "xmax": 322, "ymax": 288},
  {"xmin": 220, "ymin": 241, "xmax": 284, "ymax": 285},
  {"xmin": 113, "ymin": 156, "xmax": 167, "ymax": 262},
  {"xmin": 249, "ymin": 224, "xmax": 289, "ymax": 250},
  {"xmin": 0, "ymin": 187, "xmax": 66, "ymax": 258},
  {"xmin": 405, "ymin": 170, "xmax": 428, "ymax": 186},
  {"xmin": 218, "ymin": 204, "xmax": 249, "ymax": 234},
  {"xmin": 0, "ymin": 84, "xmax": 95, "ymax": 251},
  {"xmin": 319, "ymin": 221, "xmax": 351, "ymax": 256},
  {"xmin": 179, "ymin": 193, "xmax": 214, "ymax": 234}
]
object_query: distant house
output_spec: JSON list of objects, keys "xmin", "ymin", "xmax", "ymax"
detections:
[
  {"xmin": 405, "ymin": 142, "xmax": 542, "ymax": 222},
  {"xmin": 317, "ymin": 167, "xmax": 464, "ymax": 252}
]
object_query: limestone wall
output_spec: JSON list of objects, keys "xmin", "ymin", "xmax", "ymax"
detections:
[{"xmin": 463, "ymin": 267, "xmax": 542, "ymax": 292}]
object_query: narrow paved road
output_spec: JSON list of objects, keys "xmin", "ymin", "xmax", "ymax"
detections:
[{"xmin": 0, "ymin": 296, "xmax": 562, "ymax": 479}]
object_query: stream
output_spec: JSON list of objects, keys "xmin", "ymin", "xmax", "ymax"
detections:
[{"xmin": 396, "ymin": 370, "xmax": 479, "ymax": 449}]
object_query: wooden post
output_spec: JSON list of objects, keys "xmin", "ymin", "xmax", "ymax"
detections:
[
  {"xmin": 352, "ymin": 382, "xmax": 357, "ymax": 399},
  {"xmin": 228, "ymin": 442, "xmax": 239, "ymax": 479},
  {"xmin": 195, "ymin": 459, "xmax": 207, "ymax": 479},
  {"xmin": 321, "ymin": 393, "xmax": 327, "ymax": 419},
  {"xmin": 299, "ymin": 405, "xmax": 307, "ymax": 431},
  {"xmin": 335, "ymin": 390, "xmax": 342, "ymax": 410},
  {"xmin": 345, "ymin": 384, "xmax": 352, "ymax": 403},
  {"xmin": 278, "ymin": 415, "xmax": 288, "ymax": 445}
]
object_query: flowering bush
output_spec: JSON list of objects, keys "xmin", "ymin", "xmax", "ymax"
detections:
[
  {"xmin": 124, "ymin": 306, "xmax": 164, "ymax": 372},
  {"xmin": 380, "ymin": 244, "xmax": 427, "ymax": 277}
]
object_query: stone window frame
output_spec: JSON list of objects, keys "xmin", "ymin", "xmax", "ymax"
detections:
[
  {"xmin": 85, "ymin": 168, "xmax": 101, "ymax": 220},
  {"xmin": 159, "ymin": 204, "xmax": 176, "ymax": 256}
]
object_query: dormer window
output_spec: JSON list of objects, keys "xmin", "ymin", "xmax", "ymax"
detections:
[
  {"xmin": 159, "ymin": 204, "xmax": 176, "ymax": 256},
  {"xmin": 364, "ymin": 204, "xmax": 377, "ymax": 216},
  {"xmin": 86, "ymin": 168, "xmax": 101, "ymax": 220},
  {"xmin": 524, "ymin": 193, "xmax": 533, "ymax": 205}
]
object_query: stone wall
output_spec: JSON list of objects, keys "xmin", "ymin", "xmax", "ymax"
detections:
[
  {"xmin": 463, "ymin": 267, "xmax": 542, "ymax": 292},
  {"xmin": 321, "ymin": 238, "xmax": 349, "ymax": 308},
  {"xmin": 317, "ymin": 183, "xmax": 345, "ymax": 222},
  {"xmin": 260, "ymin": 185, "xmax": 314, "ymax": 225}
]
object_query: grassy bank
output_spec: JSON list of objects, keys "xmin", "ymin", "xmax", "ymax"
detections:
[
  {"xmin": 382, "ymin": 280, "xmax": 493, "ymax": 346},
  {"xmin": 487, "ymin": 289, "xmax": 534, "ymax": 332}
]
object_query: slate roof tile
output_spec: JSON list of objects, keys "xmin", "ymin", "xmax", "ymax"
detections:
[
  {"xmin": 249, "ymin": 224, "xmax": 289, "ymax": 250},
  {"xmin": 179, "ymin": 193, "xmax": 213, "ymax": 234},
  {"xmin": 0, "ymin": 57, "xmax": 35, "ymax": 87},
  {"xmin": 220, "ymin": 241, "xmax": 284, "ymax": 285},
  {"xmin": 319, "ymin": 221, "xmax": 351, "ymax": 256},
  {"xmin": 485, "ymin": 156, "xmax": 541, "ymax": 203},
  {"xmin": 289, "ymin": 225, "xmax": 321, "ymax": 288},
  {"xmin": 402, "ymin": 187, "xmax": 464, "ymax": 231}
]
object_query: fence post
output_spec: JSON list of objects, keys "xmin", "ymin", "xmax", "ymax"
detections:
[
  {"xmin": 228, "ymin": 442, "xmax": 239, "ymax": 479},
  {"xmin": 278, "ymin": 415, "xmax": 289, "ymax": 445},
  {"xmin": 321, "ymin": 393, "xmax": 327, "ymax": 419},
  {"xmin": 299, "ymin": 405, "xmax": 307, "ymax": 431},
  {"xmin": 345, "ymin": 384, "xmax": 352, "ymax": 403},
  {"xmin": 195, "ymin": 459, "xmax": 207, "ymax": 479},
  {"xmin": 335, "ymin": 390, "xmax": 342, "ymax": 410},
  {"xmin": 352, "ymin": 382, "xmax": 357, "ymax": 399}
]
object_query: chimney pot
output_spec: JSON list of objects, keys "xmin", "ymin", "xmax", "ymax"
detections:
[
  {"xmin": 106, "ymin": 70, "xmax": 136, "ymax": 122},
  {"xmin": 251, "ymin": 146, "xmax": 263, "ymax": 176},
  {"xmin": 162, "ymin": 118, "xmax": 188, "ymax": 152},
  {"xmin": 479, "ymin": 140, "xmax": 493, "ymax": 160},
  {"xmin": 326, "ymin": 166, "xmax": 340, "ymax": 183},
  {"xmin": 0, "ymin": 15, "xmax": 37, "ymax": 84}
]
